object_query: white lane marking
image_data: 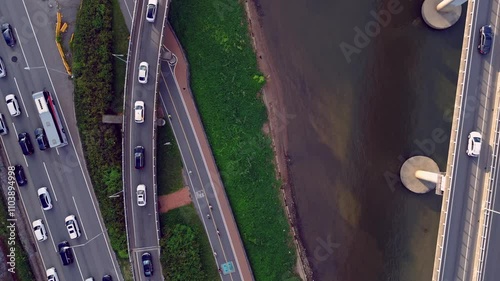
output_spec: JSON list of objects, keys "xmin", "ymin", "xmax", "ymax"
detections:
[
  {"xmin": 20, "ymin": 0, "xmax": 121, "ymax": 276},
  {"xmin": 14, "ymin": 28, "xmax": 29, "ymax": 69},
  {"xmin": 11, "ymin": 123, "xmax": 28, "ymax": 167},
  {"xmin": 71, "ymin": 246, "xmax": 85, "ymax": 280},
  {"xmin": 40, "ymin": 208, "xmax": 58, "ymax": 253},
  {"xmin": 43, "ymin": 162, "xmax": 58, "ymax": 201},
  {"xmin": 123, "ymin": 0, "xmax": 133, "ymax": 22},
  {"xmin": 56, "ymin": 147, "xmax": 60, "ymax": 155},
  {"xmin": 72, "ymin": 196, "xmax": 88, "ymax": 240},
  {"xmin": 13, "ymin": 78, "xmax": 29, "ymax": 118},
  {"xmin": 0, "ymin": 136, "xmax": 10, "ymax": 163}
]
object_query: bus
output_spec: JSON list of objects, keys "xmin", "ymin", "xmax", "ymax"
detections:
[{"xmin": 32, "ymin": 91, "xmax": 68, "ymax": 148}]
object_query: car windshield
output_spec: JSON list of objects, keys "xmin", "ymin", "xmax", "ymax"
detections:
[
  {"xmin": 147, "ymin": 5, "xmax": 155, "ymax": 17},
  {"xmin": 473, "ymin": 137, "xmax": 481, "ymax": 142},
  {"xmin": 39, "ymin": 195, "xmax": 48, "ymax": 206}
]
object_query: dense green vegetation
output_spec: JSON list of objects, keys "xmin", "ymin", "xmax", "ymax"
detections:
[
  {"xmin": 169, "ymin": 0, "xmax": 297, "ymax": 279},
  {"xmin": 72, "ymin": 0, "xmax": 129, "ymax": 278},
  {"xmin": 157, "ymin": 124, "xmax": 184, "ymax": 195},
  {"xmin": 110, "ymin": 0, "xmax": 130, "ymax": 113},
  {"xmin": 0, "ymin": 174, "xmax": 34, "ymax": 281},
  {"xmin": 160, "ymin": 206, "xmax": 219, "ymax": 281}
]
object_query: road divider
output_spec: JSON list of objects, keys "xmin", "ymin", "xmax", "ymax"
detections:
[{"xmin": 55, "ymin": 12, "xmax": 72, "ymax": 76}]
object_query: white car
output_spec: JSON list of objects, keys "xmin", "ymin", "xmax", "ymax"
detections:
[
  {"xmin": 65, "ymin": 215, "xmax": 81, "ymax": 239},
  {"xmin": 37, "ymin": 187, "xmax": 53, "ymax": 211},
  {"xmin": 137, "ymin": 184, "xmax": 146, "ymax": 206},
  {"xmin": 5, "ymin": 94, "xmax": 20, "ymax": 116},
  {"xmin": 32, "ymin": 219, "xmax": 47, "ymax": 242},
  {"xmin": 146, "ymin": 0, "xmax": 158, "ymax": 22},
  {"xmin": 467, "ymin": 131, "xmax": 482, "ymax": 157},
  {"xmin": 138, "ymin": 62, "xmax": 149, "ymax": 84},
  {"xmin": 46, "ymin": 267, "xmax": 59, "ymax": 281},
  {"xmin": 134, "ymin": 101, "xmax": 145, "ymax": 123}
]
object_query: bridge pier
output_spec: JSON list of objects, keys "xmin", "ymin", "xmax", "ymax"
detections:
[
  {"xmin": 422, "ymin": 0, "xmax": 466, "ymax": 29},
  {"xmin": 400, "ymin": 156, "xmax": 445, "ymax": 194}
]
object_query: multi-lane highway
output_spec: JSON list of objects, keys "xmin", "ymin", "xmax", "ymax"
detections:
[
  {"xmin": 0, "ymin": 0, "xmax": 122, "ymax": 280},
  {"xmin": 436, "ymin": 0, "xmax": 500, "ymax": 280},
  {"xmin": 122, "ymin": 0, "xmax": 166, "ymax": 279},
  {"xmin": 120, "ymin": 0, "xmax": 254, "ymax": 279}
]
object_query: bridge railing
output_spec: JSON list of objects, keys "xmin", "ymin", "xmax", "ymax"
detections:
[
  {"xmin": 475, "ymin": 73, "xmax": 500, "ymax": 280},
  {"xmin": 433, "ymin": 0, "xmax": 477, "ymax": 280}
]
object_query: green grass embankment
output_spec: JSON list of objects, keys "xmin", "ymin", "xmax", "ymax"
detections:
[
  {"xmin": 169, "ymin": 0, "xmax": 298, "ymax": 279},
  {"xmin": 157, "ymin": 124, "xmax": 184, "ymax": 195},
  {"xmin": 72, "ymin": 0, "xmax": 130, "ymax": 279},
  {"xmin": 160, "ymin": 206, "xmax": 219, "ymax": 280}
]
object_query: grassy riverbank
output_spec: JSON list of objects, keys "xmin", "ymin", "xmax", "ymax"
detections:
[{"xmin": 169, "ymin": 0, "xmax": 297, "ymax": 279}]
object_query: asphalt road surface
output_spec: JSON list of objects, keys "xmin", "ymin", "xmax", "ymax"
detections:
[
  {"xmin": 0, "ymin": 0, "xmax": 122, "ymax": 280},
  {"xmin": 437, "ymin": 0, "xmax": 500, "ymax": 280},
  {"xmin": 475, "ymin": 0, "xmax": 500, "ymax": 280},
  {"xmin": 122, "ymin": 0, "xmax": 167, "ymax": 280},
  {"xmin": 158, "ymin": 59, "xmax": 246, "ymax": 280}
]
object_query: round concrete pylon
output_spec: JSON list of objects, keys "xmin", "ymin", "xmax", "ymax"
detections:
[
  {"xmin": 422, "ymin": 0, "xmax": 462, "ymax": 29},
  {"xmin": 400, "ymin": 156, "xmax": 440, "ymax": 194}
]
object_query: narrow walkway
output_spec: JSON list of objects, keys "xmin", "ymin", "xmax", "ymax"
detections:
[{"xmin": 158, "ymin": 187, "xmax": 192, "ymax": 213}]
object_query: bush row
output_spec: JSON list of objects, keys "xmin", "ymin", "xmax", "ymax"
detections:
[
  {"xmin": 72, "ymin": 0, "xmax": 127, "ymax": 259},
  {"xmin": 160, "ymin": 207, "xmax": 219, "ymax": 281}
]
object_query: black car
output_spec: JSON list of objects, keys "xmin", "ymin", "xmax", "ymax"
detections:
[
  {"xmin": 134, "ymin": 146, "xmax": 144, "ymax": 169},
  {"xmin": 14, "ymin": 165, "xmax": 27, "ymax": 186},
  {"xmin": 478, "ymin": 25, "xmax": 493, "ymax": 55},
  {"xmin": 102, "ymin": 275, "xmax": 112, "ymax": 281},
  {"xmin": 18, "ymin": 132, "xmax": 34, "ymax": 155},
  {"xmin": 142, "ymin": 252, "xmax": 153, "ymax": 277},
  {"xmin": 35, "ymin": 128, "xmax": 49, "ymax": 150},
  {"xmin": 1, "ymin": 23, "xmax": 15, "ymax": 47},
  {"xmin": 58, "ymin": 241, "xmax": 73, "ymax": 265}
]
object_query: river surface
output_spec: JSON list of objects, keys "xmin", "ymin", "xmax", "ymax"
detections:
[{"xmin": 257, "ymin": 0, "xmax": 465, "ymax": 280}]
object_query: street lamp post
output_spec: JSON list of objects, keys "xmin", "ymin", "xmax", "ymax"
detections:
[
  {"xmin": 112, "ymin": 53, "xmax": 127, "ymax": 63},
  {"xmin": 109, "ymin": 190, "xmax": 124, "ymax": 198},
  {"xmin": 485, "ymin": 208, "xmax": 500, "ymax": 216}
]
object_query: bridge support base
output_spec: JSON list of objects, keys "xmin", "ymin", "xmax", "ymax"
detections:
[
  {"xmin": 422, "ymin": 0, "xmax": 462, "ymax": 29},
  {"xmin": 400, "ymin": 156, "xmax": 440, "ymax": 194}
]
